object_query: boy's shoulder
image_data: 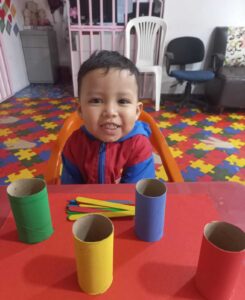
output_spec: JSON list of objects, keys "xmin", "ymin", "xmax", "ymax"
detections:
[{"xmin": 119, "ymin": 120, "xmax": 151, "ymax": 142}]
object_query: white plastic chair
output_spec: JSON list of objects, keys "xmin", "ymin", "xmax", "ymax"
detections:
[{"xmin": 125, "ymin": 16, "xmax": 167, "ymax": 111}]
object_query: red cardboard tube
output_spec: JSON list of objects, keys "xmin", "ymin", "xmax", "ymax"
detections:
[{"xmin": 195, "ymin": 221, "xmax": 245, "ymax": 300}]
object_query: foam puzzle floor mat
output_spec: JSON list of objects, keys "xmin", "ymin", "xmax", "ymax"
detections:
[{"xmin": 0, "ymin": 84, "xmax": 244, "ymax": 184}]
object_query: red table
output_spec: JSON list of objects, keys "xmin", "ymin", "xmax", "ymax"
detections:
[{"xmin": 0, "ymin": 182, "xmax": 244, "ymax": 300}]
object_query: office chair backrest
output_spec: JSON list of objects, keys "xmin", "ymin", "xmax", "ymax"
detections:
[
  {"xmin": 167, "ymin": 37, "xmax": 205, "ymax": 65},
  {"xmin": 45, "ymin": 110, "xmax": 183, "ymax": 184},
  {"xmin": 125, "ymin": 16, "xmax": 167, "ymax": 66}
]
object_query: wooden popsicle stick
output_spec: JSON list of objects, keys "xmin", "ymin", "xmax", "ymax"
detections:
[
  {"xmin": 76, "ymin": 197, "xmax": 135, "ymax": 211},
  {"xmin": 67, "ymin": 210, "xmax": 135, "ymax": 221},
  {"xmin": 67, "ymin": 205, "xmax": 122, "ymax": 213}
]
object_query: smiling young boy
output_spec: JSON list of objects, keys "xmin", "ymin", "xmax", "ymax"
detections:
[{"xmin": 61, "ymin": 50, "xmax": 155, "ymax": 184}]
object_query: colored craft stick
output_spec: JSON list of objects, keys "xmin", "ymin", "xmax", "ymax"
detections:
[
  {"xmin": 66, "ymin": 210, "xmax": 80, "ymax": 215},
  {"xmin": 68, "ymin": 199, "xmax": 132, "ymax": 205},
  {"xmin": 67, "ymin": 210, "xmax": 135, "ymax": 221},
  {"xmin": 78, "ymin": 204, "xmax": 104, "ymax": 208},
  {"xmin": 76, "ymin": 197, "xmax": 135, "ymax": 211},
  {"xmin": 67, "ymin": 205, "xmax": 123, "ymax": 213},
  {"xmin": 69, "ymin": 200, "xmax": 77, "ymax": 205},
  {"xmin": 107, "ymin": 200, "xmax": 133, "ymax": 204}
]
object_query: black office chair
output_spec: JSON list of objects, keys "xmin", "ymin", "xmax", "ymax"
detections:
[{"xmin": 165, "ymin": 37, "xmax": 215, "ymax": 112}]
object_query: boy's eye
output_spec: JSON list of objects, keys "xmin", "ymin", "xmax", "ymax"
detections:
[
  {"xmin": 89, "ymin": 98, "xmax": 103, "ymax": 104},
  {"xmin": 118, "ymin": 98, "xmax": 131, "ymax": 105}
]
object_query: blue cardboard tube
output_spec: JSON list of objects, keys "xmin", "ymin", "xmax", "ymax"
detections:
[{"xmin": 135, "ymin": 179, "xmax": 167, "ymax": 242}]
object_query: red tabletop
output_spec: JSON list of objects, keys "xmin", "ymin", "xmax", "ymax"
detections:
[{"xmin": 0, "ymin": 182, "xmax": 244, "ymax": 300}]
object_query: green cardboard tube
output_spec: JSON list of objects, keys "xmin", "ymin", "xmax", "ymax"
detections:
[{"xmin": 7, "ymin": 178, "xmax": 54, "ymax": 244}]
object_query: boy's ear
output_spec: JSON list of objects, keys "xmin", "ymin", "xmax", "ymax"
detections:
[{"xmin": 136, "ymin": 101, "xmax": 143, "ymax": 119}]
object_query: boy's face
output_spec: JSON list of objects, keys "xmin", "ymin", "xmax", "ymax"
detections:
[{"xmin": 77, "ymin": 68, "xmax": 143, "ymax": 142}]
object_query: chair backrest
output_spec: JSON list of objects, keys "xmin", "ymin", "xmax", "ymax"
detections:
[
  {"xmin": 125, "ymin": 16, "xmax": 167, "ymax": 67},
  {"xmin": 45, "ymin": 110, "xmax": 184, "ymax": 184},
  {"xmin": 167, "ymin": 37, "xmax": 205, "ymax": 65},
  {"xmin": 211, "ymin": 27, "xmax": 228, "ymax": 58}
]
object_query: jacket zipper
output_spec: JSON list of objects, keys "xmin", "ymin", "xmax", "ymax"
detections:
[{"xmin": 98, "ymin": 142, "xmax": 106, "ymax": 183}]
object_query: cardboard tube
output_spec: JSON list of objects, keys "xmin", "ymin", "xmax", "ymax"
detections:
[
  {"xmin": 72, "ymin": 214, "xmax": 114, "ymax": 295},
  {"xmin": 7, "ymin": 178, "xmax": 54, "ymax": 244},
  {"xmin": 195, "ymin": 221, "xmax": 245, "ymax": 300},
  {"xmin": 135, "ymin": 178, "xmax": 167, "ymax": 242}
]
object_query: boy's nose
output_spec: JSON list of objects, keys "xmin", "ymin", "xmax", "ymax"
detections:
[{"xmin": 103, "ymin": 102, "xmax": 118, "ymax": 117}]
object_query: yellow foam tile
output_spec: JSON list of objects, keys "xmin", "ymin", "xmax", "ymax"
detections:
[
  {"xmin": 203, "ymin": 126, "xmax": 223, "ymax": 134},
  {"xmin": 156, "ymin": 165, "xmax": 168, "ymax": 181},
  {"xmin": 168, "ymin": 133, "xmax": 187, "ymax": 142},
  {"xmin": 225, "ymin": 175, "xmax": 245, "ymax": 185},
  {"xmin": 228, "ymin": 138, "xmax": 245, "ymax": 149},
  {"xmin": 225, "ymin": 155, "xmax": 245, "ymax": 168},
  {"xmin": 6, "ymin": 169, "xmax": 36, "ymax": 183},
  {"xmin": 182, "ymin": 118, "xmax": 198, "ymax": 126},
  {"xmin": 230, "ymin": 122, "xmax": 245, "ymax": 131},
  {"xmin": 42, "ymin": 122, "xmax": 59, "ymax": 130},
  {"xmin": 194, "ymin": 142, "xmax": 214, "ymax": 151},
  {"xmin": 39, "ymin": 133, "xmax": 57, "ymax": 143},
  {"xmin": 0, "ymin": 128, "xmax": 13, "ymax": 137},
  {"xmin": 14, "ymin": 149, "xmax": 37, "ymax": 161},
  {"xmin": 190, "ymin": 160, "xmax": 215, "ymax": 174}
]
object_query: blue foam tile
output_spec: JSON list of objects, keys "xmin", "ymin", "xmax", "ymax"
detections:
[
  {"xmin": 222, "ymin": 148, "xmax": 239, "ymax": 155},
  {"xmin": 174, "ymin": 123, "xmax": 188, "ymax": 129},
  {"xmin": 28, "ymin": 125, "xmax": 47, "ymax": 133},
  {"xmin": 0, "ymin": 155, "xmax": 19, "ymax": 166},
  {"xmin": 217, "ymin": 161, "xmax": 239, "ymax": 175},
  {"xmin": 15, "ymin": 118, "xmax": 33, "ymax": 125},
  {"xmin": 0, "ymin": 176, "xmax": 9, "ymax": 185},
  {"xmin": 38, "ymin": 150, "xmax": 51, "ymax": 161},
  {"xmin": 182, "ymin": 110, "xmax": 198, "ymax": 117},
  {"xmin": 224, "ymin": 127, "xmax": 241, "ymax": 135},
  {"xmin": 182, "ymin": 166, "xmax": 205, "ymax": 181},
  {"xmin": 198, "ymin": 120, "xmax": 215, "ymax": 126}
]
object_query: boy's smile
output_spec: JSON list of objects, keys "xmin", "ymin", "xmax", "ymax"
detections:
[{"xmin": 78, "ymin": 68, "xmax": 143, "ymax": 142}]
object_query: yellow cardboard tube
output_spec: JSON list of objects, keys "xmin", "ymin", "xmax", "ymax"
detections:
[{"xmin": 72, "ymin": 214, "xmax": 114, "ymax": 295}]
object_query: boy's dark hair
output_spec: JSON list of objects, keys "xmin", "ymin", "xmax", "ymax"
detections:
[{"xmin": 77, "ymin": 50, "xmax": 140, "ymax": 97}]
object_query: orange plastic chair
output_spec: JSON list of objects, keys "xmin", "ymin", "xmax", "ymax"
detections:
[{"xmin": 45, "ymin": 110, "xmax": 184, "ymax": 184}]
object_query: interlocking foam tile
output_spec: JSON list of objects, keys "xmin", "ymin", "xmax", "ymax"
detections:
[
  {"xmin": 186, "ymin": 148, "xmax": 208, "ymax": 159},
  {"xmin": 0, "ymin": 162, "xmax": 24, "ymax": 177},
  {"xmin": 0, "ymin": 153, "xmax": 19, "ymax": 166},
  {"xmin": 5, "ymin": 168, "xmax": 36, "ymax": 183},
  {"xmin": 190, "ymin": 159, "xmax": 215, "ymax": 174},
  {"xmin": 213, "ymin": 166, "xmax": 239, "ymax": 181},
  {"xmin": 169, "ymin": 146, "xmax": 183, "ymax": 159},
  {"xmin": 229, "ymin": 138, "xmax": 245, "ymax": 149},
  {"xmin": 224, "ymin": 127, "xmax": 241, "ymax": 135},
  {"xmin": 176, "ymin": 153, "xmax": 197, "ymax": 169},
  {"xmin": 225, "ymin": 175, "xmax": 244, "ymax": 184},
  {"xmin": 13, "ymin": 148, "xmax": 37, "ymax": 161},
  {"xmin": 38, "ymin": 150, "xmax": 51, "ymax": 161},
  {"xmin": 0, "ymin": 86, "xmax": 244, "ymax": 184},
  {"xmin": 0, "ymin": 176, "xmax": 9, "ymax": 185},
  {"xmin": 0, "ymin": 148, "xmax": 10, "ymax": 159},
  {"xmin": 225, "ymin": 155, "xmax": 245, "ymax": 168},
  {"xmin": 192, "ymin": 132, "xmax": 213, "ymax": 140},
  {"xmin": 199, "ymin": 174, "xmax": 214, "ymax": 181},
  {"xmin": 233, "ymin": 168, "xmax": 245, "ymax": 181},
  {"xmin": 218, "ymin": 161, "xmax": 240, "ymax": 174},
  {"xmin": 182, "ymin": 166, "xmax": 206, "ymax": 181},
  {"xmin": 204, "ymin": 150, "xmax": 228, "ymax": 165},
  {"xmin": 155, "ymin": 165, "xmax": 168, "ymax": 181}
]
